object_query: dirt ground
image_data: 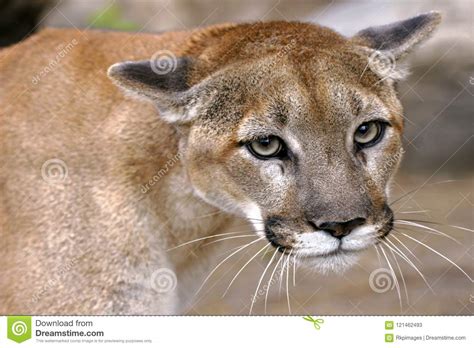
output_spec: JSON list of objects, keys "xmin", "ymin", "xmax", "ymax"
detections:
[{"xmin": 187, "ymin": 173, "xmax": 473, "ymax": 315}]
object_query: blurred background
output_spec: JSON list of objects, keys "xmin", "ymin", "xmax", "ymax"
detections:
[{"xmin": 1, "ymin": 0, "xmax": 472, "ymax": 314}]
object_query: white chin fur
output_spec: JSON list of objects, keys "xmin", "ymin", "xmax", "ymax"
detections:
[
  {"xmin": 341, "ymin": 224, "xmax": 378, "ymax": 251},
  {"xmin": 298, "ymin": 251, "xmax": 360, "ymax": 274},
  {"xmin": 294, "ymin": 225, "xmax": 379, "ymax": 274}
]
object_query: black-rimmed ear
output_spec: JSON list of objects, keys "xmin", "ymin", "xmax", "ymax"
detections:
[
  {"xmin": 352, "ymin": 11, "xmax": 442, "ymax": 59},
  {"xmin": 107, "ymin": 57, "xmax": 206, "ymax": 123}
]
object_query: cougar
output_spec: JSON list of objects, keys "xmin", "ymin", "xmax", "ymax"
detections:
[{"xmin": 0, "ymin": 12, "xmax": 441, "ymax": 314}]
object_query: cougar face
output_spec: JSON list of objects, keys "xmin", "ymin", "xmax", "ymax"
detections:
[
  {"xmin": 109, "ymin": 13, "xmax": 441, "ymax": 272},
  {"xmin": 183, "ymin": 57, "xmax": 401, "ymax": 272}
]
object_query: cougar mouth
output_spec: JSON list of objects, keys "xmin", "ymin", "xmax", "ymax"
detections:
[{"xmin": 263, "ymin": 211, "xmax": 394, "ymax": 260}]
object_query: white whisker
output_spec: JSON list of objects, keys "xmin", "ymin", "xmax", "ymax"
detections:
[
  {"xmin": 244, "ymin": 218, "xmax": 266, "ymax": 222},
  {"xmin": 286, "ymin": 249, "xmax": 293, "ymax": 314},
  {"xmin": 215, "ymin": 244, "xmax": 249, "ymax": 258},
  {"xmin": 390, "ymin": 179, "xmax": 461, "ymax": 206},
  {"xmin": 374, "ymin": 244, "xmax": 383, "ymax": 267},
  {"xmin": 395, "ymin": 220, "xmax": 460, "ymax": 244},
  {"xmin": 265, "ymin": 251, "xmax": 285, "ymax": 314},
  {"xmin": 399, "ymin": 219, "xmax": 474, "ymax": 233},
  {"xmin": 400, "ymin": 233, "xmax": 473, "ymax": 282},
  {"xmin": 385, "ymin": 237, "xmax": 435, "ymax": 294},
  {"xmin": 388, "ymin": 244, "xmax": 409, "ymax": 305},
  {"xmin": 379, "ymin": 244, "xmax": 402, "ymax": 310},
  {"xmin": 391, "ymin": 232, "xmax": 422, "ymax": 264},
  {"xmin": 358, "ymin": 58, "xmax": 370, "ymax": 82},
  {"xmin": 202, "ymin": 234, "xmax": 256, "ymax": 246},
  {"xmin": 222, "ymin": 243, "xmax": 270, "ymax": 297},
  {"xmin": 371, "ymin": 74, "xmax": 391, "ymax": 87},
  {"xmin": 249, "ymin": 247, "xmax": 279, "ymax": 314},
  {"xmin": 195, "ymin": 237, "xmax": 264, "ymax": 295},
  {"xmin": 167, "ymin": 231, "xmax": 250, "ymax": 251},
  {"xmin": 191, "ymin": 210, "xmax": 224, "ymax": 220},
  {"xmin": 449, "ymin": 225, "xmax": 474, "ymax": 233},
  {"xmin": 292, "ymin": 250, "xmax": 297, "ymax": 287},
  {"xmin": 279, "ymin": 254, "xmax": 289, "ymax": 296}
]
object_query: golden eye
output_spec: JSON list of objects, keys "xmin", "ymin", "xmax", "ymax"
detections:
[
  {"xmin": 354, "ymin": 121, "xmax": 385, "ymax": 147},
  {"xmin": 248, "ymin": 136, "xmax": 284, "ymax": 159}
]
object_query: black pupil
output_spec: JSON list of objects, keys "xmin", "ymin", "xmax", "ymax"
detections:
[
  {"xmin": 260, "ymin": 137, "xmax": 271, "ymax": 146},
  {"xmin": 358, "ymin": 124, "xmax": 370, "ymax": 135}
]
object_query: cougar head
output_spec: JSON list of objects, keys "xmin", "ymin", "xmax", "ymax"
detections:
[{"xmin": 108, "ymin": 12, "xmax": 441, "ymax": 272}]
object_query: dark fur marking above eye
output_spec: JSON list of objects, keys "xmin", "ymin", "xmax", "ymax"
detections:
[{"xmin": 268, "ymin": 103, "xmax": 289, "ymax": 125}]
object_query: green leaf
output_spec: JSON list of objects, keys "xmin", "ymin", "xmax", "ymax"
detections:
[{"xmin": 88, "ymin": 4, "xmax": 139, "ymax": 31}]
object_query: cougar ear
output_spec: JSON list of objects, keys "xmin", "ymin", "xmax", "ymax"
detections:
[
  {"xmin": 352, "ymin": 11, "xmax": 442, "ymax": 59},
  {"xmin": 108, "ymin": 57, "xmax": 208, "ymax": 123}
]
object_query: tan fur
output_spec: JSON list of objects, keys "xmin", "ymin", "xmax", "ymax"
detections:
[
  {"xmin": 0, "ymin": 27, "xmax": 238, "ymax": 314},
  {"xmin": 0, "ymin": 13, "xmax": 441, "ymax": 314}
]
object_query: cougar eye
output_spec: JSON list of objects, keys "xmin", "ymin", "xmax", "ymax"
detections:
[
  {"xmin": 247, "ymin": 136, "xmax": 285, "ymax": 159},
  {"xmin": 354, "ymin": 121, "xmax": 386, "ymax": 148}
]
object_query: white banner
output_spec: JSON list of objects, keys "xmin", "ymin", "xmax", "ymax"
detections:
[{"xmin": 1, "ymin": 316, "xmax": 472, "ymax": 347}]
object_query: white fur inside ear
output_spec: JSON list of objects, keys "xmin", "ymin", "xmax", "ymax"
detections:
[{"xmin": 158, "ymin": 102, "xmax": 201, "ymax": 124}]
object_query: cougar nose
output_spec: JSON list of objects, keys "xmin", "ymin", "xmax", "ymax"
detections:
[{"xmin": 316, "ymin": 218, "xmax": 366, "ymax": 239}]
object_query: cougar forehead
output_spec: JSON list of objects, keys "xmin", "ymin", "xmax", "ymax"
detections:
[{"xmin": 187, "ymin": 47, "xmax": 401, "ymax": 163}]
